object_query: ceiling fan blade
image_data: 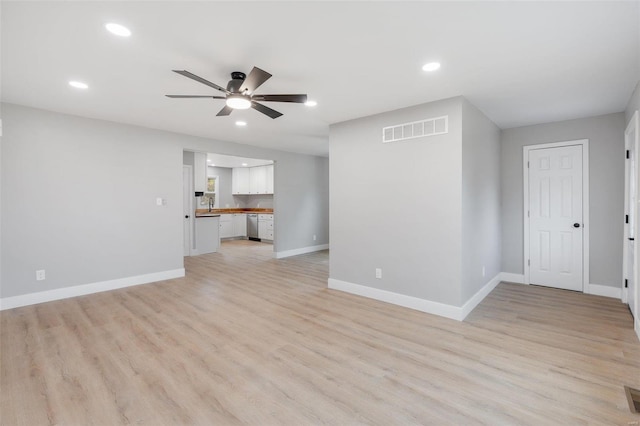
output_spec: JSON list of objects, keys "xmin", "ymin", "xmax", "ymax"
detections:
[
  {"xmin": 252, "ymin": 94, "xmax": 307, "ymax": 103},
  {"xmin": 239, "ymin": 67, "xmax": 272, "ymax": 94},
  {"xmin": 166, "ymin": 95, "xmax": 226, "ymax": 99},
  {"xmin": 172, "ymin": 70, "xmax": 229, "ymax": 94},
  {"xmin": 251, "ymin": 101, "xmax": 282, "ymax": 119},
  {"xmin": 216, "ymin": 105, "xmax": 234, "ymax": 116}
]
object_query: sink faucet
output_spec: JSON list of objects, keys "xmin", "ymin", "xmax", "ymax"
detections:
[{"xmin": 208, "ymin": 196, "xmax": 214, "ymax": 212}]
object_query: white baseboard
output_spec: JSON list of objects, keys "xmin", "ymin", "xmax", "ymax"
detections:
[
  {"xmin": 585, "ymin": 283, "xmax": 622, "ymax": 299},
  {"xmin": 0, "ymin": 268, "xmax": 185, "ymax": 311},
  {"xmin": 328, "ymin": 278, "xmax": 463, "ymax": 320},
  {"xmin": 460, "ymin": 274, "xmax": 502, "ymax": 320},
  {"xmin": 328, "ymin": 274, "xmax": 501, "ymax": 322},
  {"xmin": 275, "ymin": 244, "xmax": 329, "ymax": 259},
  {"xmin": 498, "ymin": 272, "xmax": 525, "ymax": 284},
  {"xmin": 497, "ymin": 274, "xmax": 622, "ymax": 300},
  {"xmin": 635, "ymin": 317, "xmax": 640, "ymax": 342}
]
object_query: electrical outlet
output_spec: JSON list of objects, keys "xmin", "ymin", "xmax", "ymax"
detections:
[
  {"xmin": 36, "ymin": 270, "xmax": 46, "ymax": 281},
  {"xmin": 375, "ymin": 268, "xmax": 382, "ymax": 279},
  {"xmin": 482, "ymin": 266, "xmax": 486, "ymax": 277},
  {"xmin": 313, "ymin": 234, "xmax": 317, "ymax": 241}
]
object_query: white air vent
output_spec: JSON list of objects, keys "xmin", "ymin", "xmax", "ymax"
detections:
[{"xmin": 382, "ymin": 116, "xmax": 448, "ymax": 143}]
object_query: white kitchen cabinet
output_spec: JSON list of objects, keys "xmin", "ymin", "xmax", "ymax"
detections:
[
  {"xmin": 195, "ymin": 216, "xmax": 219, "ymax": 254},
  {"xmin": 258, "ymin": 214, "xmax": 274, "ymax": 241},
  {"xmin": 249, "ymin": 166, "xmax": 267, "ymax": 194},
  {"xmin": 219, "ymin": 214, "xmax": 234, "ymax": 239},
  {"xmin": 194, "ymin": 152, "xmax": 207, "ymax": 193},
  {"xmin": 232, "ymin": 165, "xmax": 273, "ymax": 195},
  {"xmin": 233, "ymin": 213, "xmax": 247, "ymax": 237},
  {"xmin": 265, "ymin": 164, "xmax": 274, "ymax": 194},
  {"xmin": 232, "ymin": 167, "xmax": 250, "ymax": 194}
]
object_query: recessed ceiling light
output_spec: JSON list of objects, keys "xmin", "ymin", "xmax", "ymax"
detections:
[
  {"xmin": 68, "ymin": 81, "xmax": 89, "ymax": 89},
  {"xmin": 210, "ymin": 163, "xmax": 215, "ymax": 167},
  {"xmin": 105, "ymin": 23, "xmax": 131, "ymax": 37},
  {"xmin": 207, "ymin": 159, "xmax": 211, "ymax": 162},
  {"xmin": 235, "ymin": 121, "xmax": 247, "ymax": 127},
  {"xmin": 242, "ymin": 163, "xmax": 248, "ymax": 167},
  {"xmin": 305, "ymin": 100, "xmax": 317, "ymax": 107},
  {"xmin": 422, "ymin": 62, "xmax": 441, "ymax": 72}
]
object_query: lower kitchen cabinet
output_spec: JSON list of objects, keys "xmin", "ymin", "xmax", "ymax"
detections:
[
  {"xmin": 233, "ymin": 214, "xmax": 247, "ymax": 237},
  {"xmin": 195, "ymin": 216, "xmax": 219, "ymax": 254},
  {"xmin": 221, "ymin": 213, "xmax": 248, "ymax": 239},
  {"xmin": 258, "ymin": 214, "xmax": 274, "ymax": 241},
  {"xmin": 219, "ymin": 214, "xmax": 234, "ymax": 239}
]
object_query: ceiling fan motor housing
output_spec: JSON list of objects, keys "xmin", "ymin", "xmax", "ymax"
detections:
[{"xmin": 227, "ymin": 72, "xmax": 246, "ymax": 93}]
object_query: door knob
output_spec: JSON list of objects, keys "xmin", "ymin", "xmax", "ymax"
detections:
[
  {"xmin": 185, "ymin": 215, "xmax": 189, "ymax": 219},
  {"xmin": 573, "ymin": 223, "xmax": 580, "ymax": 228}
]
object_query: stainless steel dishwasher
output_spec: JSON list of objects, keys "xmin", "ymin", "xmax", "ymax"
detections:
[{"xmin": 247, "ymin": 214, "xmax": 259, "ymax": 241}]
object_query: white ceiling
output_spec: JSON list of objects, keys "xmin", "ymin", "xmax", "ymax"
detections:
[{"xmin": 2, "ymin": 2, "xmax": 639, "ymax": 157}]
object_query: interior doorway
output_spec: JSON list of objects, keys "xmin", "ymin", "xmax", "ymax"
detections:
[
  {"xmin": 182, "ymin": 150, "xmax": 276, "ymax": 256},
  {"xmin": 523, "ymin": 140, "xmax": 589, "ymax": 291}
]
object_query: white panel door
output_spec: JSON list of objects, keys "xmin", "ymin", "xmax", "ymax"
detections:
[
  {"xmin": 182, "ymin": 166, "xmax": 192, "ymax": 256},
  {"xmin": 625, "ymin": 113, "xmax": 638, "ymax": 319},
  {"xmin": 529, "ymin": 145, "xmax": 583, "ymax": 291}
]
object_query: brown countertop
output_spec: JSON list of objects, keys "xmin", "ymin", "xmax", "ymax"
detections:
[{"xmin": 195, "ymin": 208, "xmax": 273, "ymax": 215}]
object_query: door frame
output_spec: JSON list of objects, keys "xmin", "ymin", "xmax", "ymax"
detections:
[
  {"xmin": 523, "ymin": 139, "xmax": 590, "ymax": 290},
  {"xmin": 183, "ymin": 165, "xmax": 194, "ymax": 257},
  {"xmin": 623, "ymin": 111, "xmax": 639, "ymax": 309}
]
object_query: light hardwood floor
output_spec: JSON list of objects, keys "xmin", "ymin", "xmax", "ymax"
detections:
[{"xmin": 2, "ymin": 240, "xmax": 639, "ymax": 425}]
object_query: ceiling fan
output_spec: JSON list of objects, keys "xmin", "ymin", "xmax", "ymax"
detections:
[{"xmin": 166, "ymin": 66, "xmax": 307, "ymax": 119}]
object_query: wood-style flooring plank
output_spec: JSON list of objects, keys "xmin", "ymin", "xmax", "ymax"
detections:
[{"xmin": 2, "ymin": 240, "xmax": 639, "ymax": 425}]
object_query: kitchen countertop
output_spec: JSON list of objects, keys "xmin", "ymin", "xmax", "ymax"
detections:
[
  {"xmin": 195, "ymin": 208, "xmax": 273, "ymax": 215},
  {"xmin": 195, "ymin": 208, "xmax": 273, "ymax": 218}
]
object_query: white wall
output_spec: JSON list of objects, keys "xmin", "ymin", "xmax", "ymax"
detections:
[
  {"xmin": 329, "ymin": 97, "xmax": 463, "ymax": 306},
  {"xmin": 626, "ymin": 80, "xmax": 640, "ymax": 123},
  {"xmin": 2, "ymin": 103, "xmax": 184, "ymax": 298},
  {"xmin": 237, "ymin": 195, "xmax": 274, "ymax": 209},
  {"xmin": 1, "ymin": 103, "xmax": 329, "ymax": 299},
  {"xmin": 461, "ymin": 99, "xmax": 502, "ymax": 302},
  {"xmin": 501, "ymin": 112, "xmax": 626, "ymax": 288}
]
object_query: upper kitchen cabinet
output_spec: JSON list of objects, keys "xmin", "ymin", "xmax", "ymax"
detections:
[
  {"xmin": 250, "ymin": 166, "xmax": 267, "ymax": 194},
  {"xmin": 194, "ymin": 152, "xmax": 207, "ymax": 193},
  {"xmin": 232, "ymin": 168, "xmax": 250, "ymax": 194},
  {"xmin": 232, "ymin": 165, "xmax": 274, "ymax": 195}
]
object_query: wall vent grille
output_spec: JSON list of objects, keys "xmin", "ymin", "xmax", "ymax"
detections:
[{"xmin": 382, "ymin": 116, "xmax": 448, "ymax": 143}]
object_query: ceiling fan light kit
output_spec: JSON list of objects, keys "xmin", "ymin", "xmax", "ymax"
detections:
[
  {"xmin": 226, "ymin": 94, "xmax": 251, "ymax": 110},
  {"xmin": 166, "ymin": 66, "xmax": 307, "ymax": 119}
]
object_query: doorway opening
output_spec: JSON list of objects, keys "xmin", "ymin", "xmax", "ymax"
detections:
[{"xmin": 182, "ymin": 150, "xmax": 275, "ymax": 257}]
